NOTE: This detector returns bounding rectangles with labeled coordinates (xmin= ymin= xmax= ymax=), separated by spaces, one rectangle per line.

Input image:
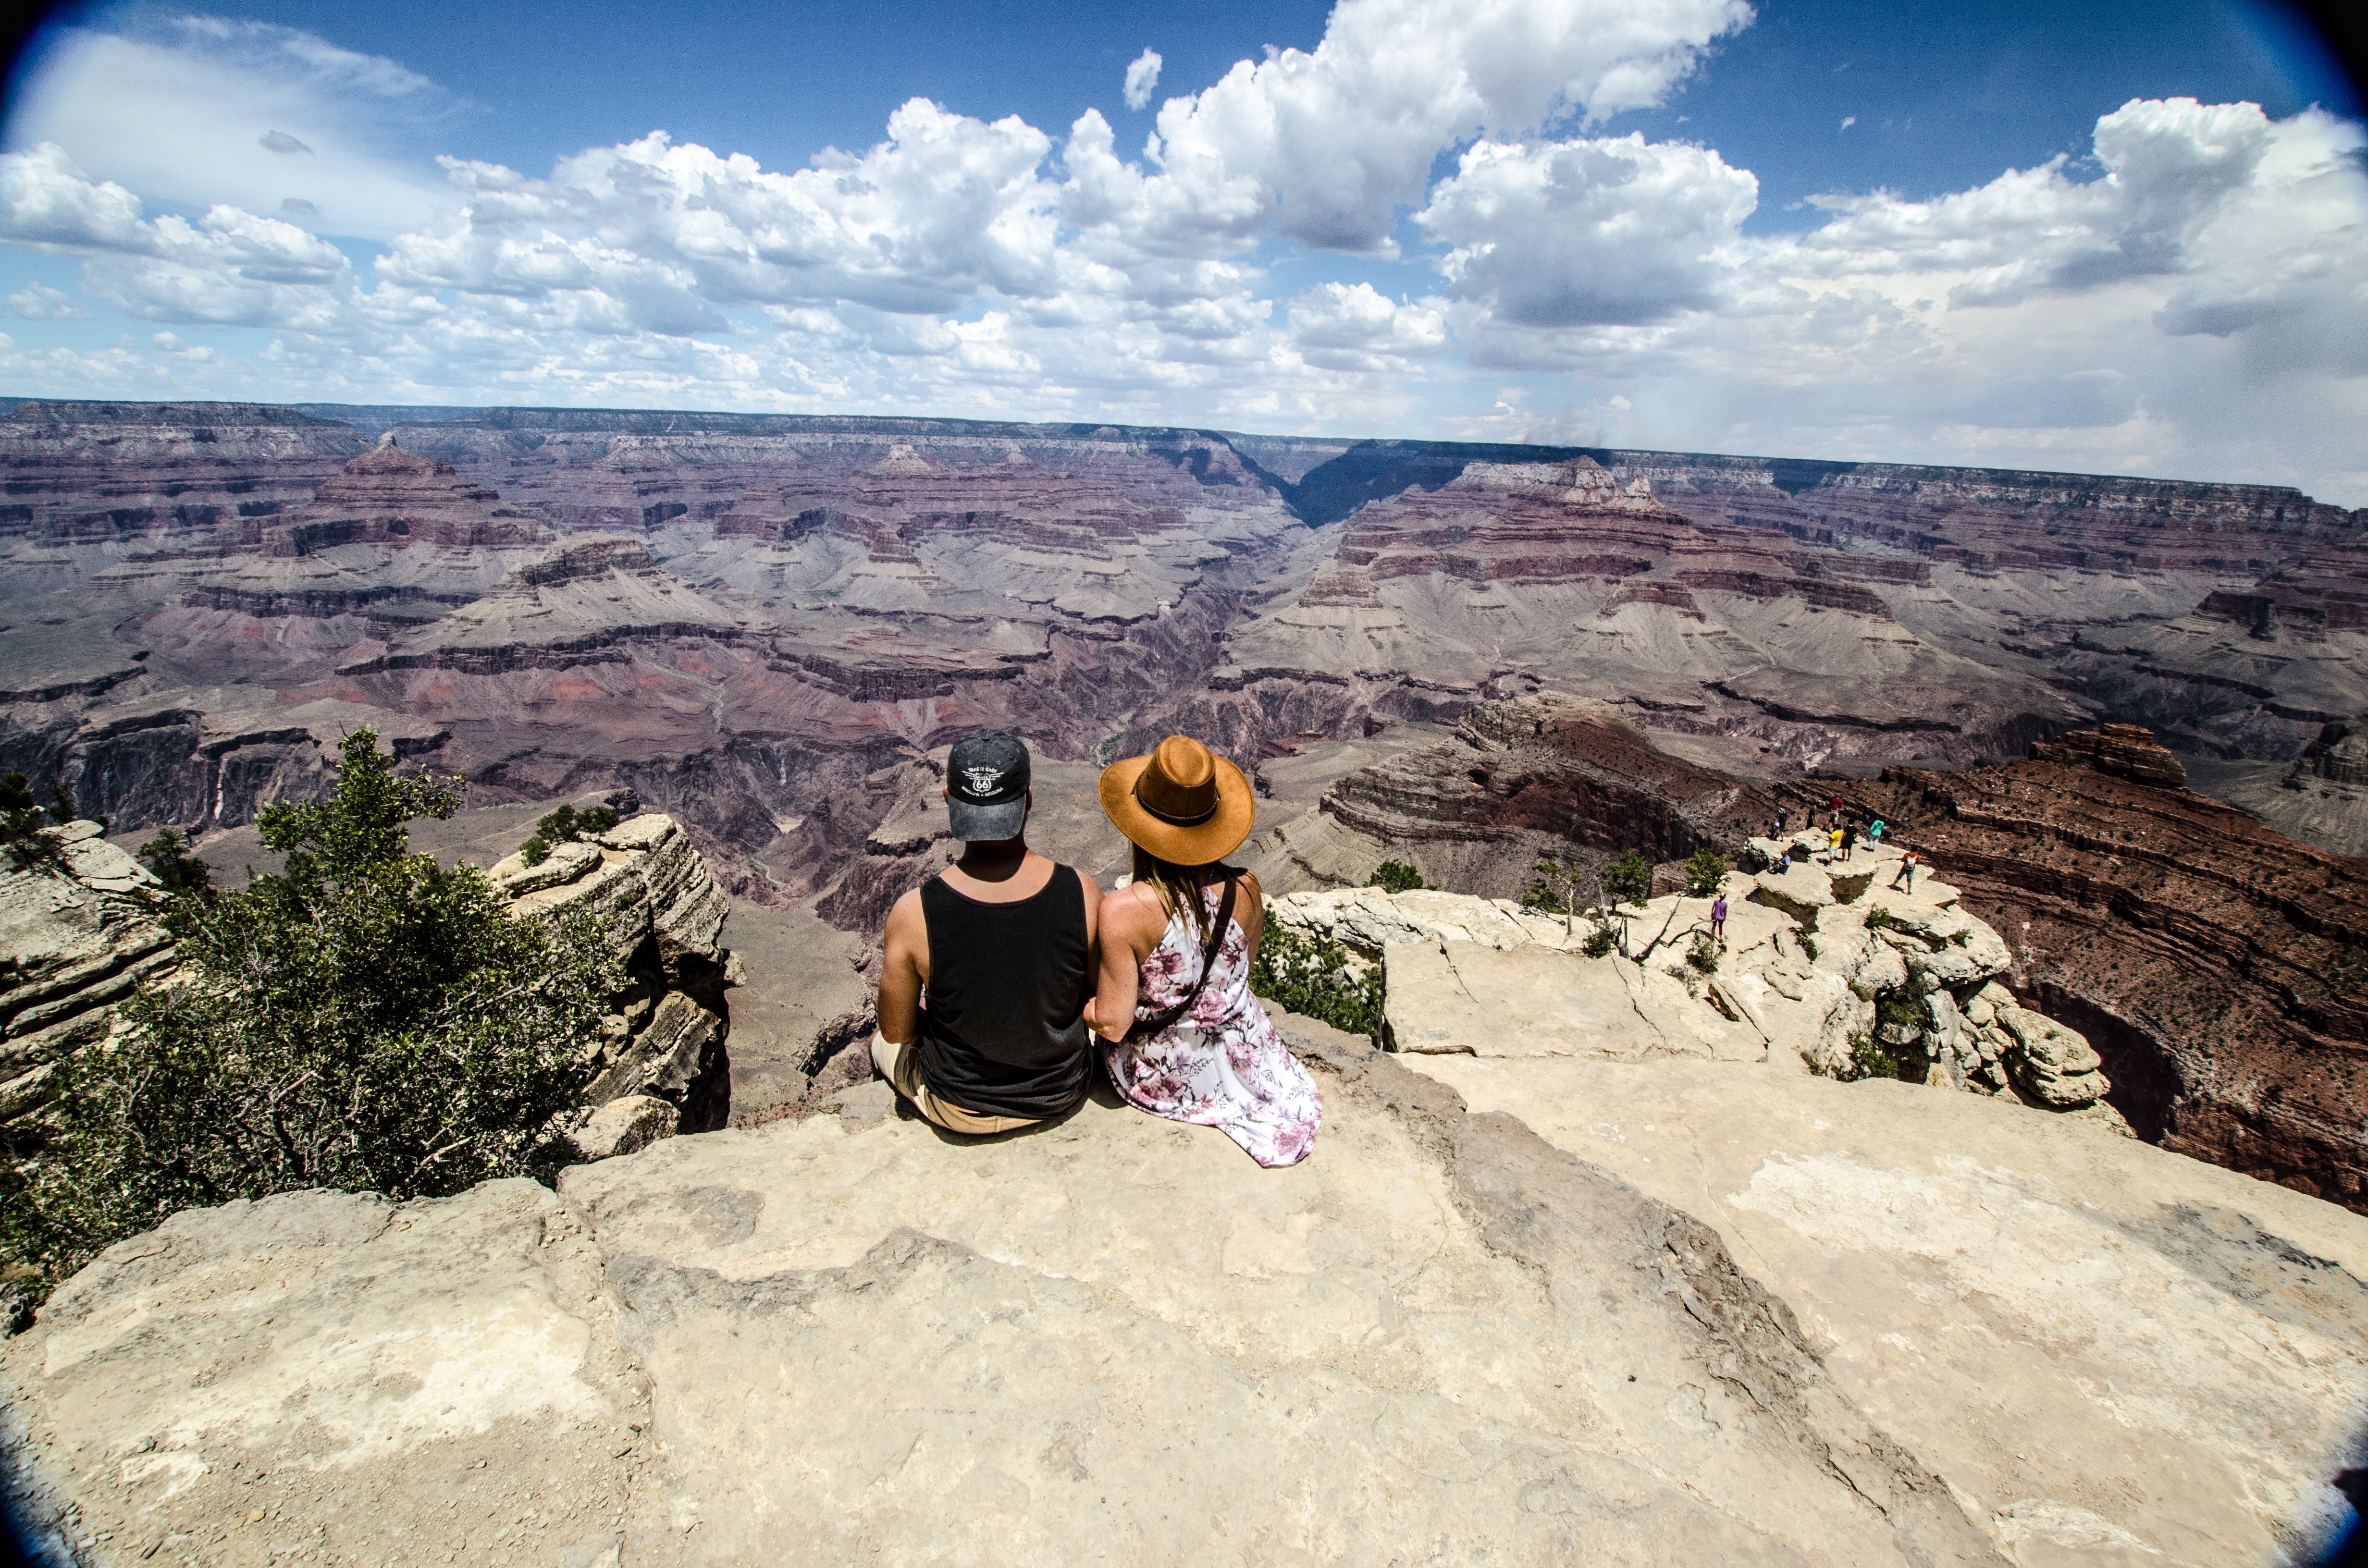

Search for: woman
xmin=1085 ymin=735 xmax=1321 ymax=1167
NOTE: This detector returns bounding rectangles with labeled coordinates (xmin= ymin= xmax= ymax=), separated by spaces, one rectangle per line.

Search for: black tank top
xmin=915 ymin=864 xmax=1092 ymax=1120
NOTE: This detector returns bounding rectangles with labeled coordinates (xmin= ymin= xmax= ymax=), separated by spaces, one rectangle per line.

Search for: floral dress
xmin=1104 ymin=883 xmax=1323 ymax=1167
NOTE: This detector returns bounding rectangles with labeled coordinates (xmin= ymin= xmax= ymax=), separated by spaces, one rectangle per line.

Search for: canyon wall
xmin=1840 ymin=729 xmax=2368 ymax=1211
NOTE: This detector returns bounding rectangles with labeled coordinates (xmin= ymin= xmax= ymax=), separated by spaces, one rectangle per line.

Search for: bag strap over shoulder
xmin=1128 ymin=873 xmax=1238 ymax=1041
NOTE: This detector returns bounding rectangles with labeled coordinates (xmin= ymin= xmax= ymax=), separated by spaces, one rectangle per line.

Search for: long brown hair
xmin=1132 ymin=845 xmax=1229 ymax=945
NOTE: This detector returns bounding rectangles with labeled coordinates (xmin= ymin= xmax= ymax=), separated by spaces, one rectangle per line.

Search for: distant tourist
xmin=1891 ymin=848 xmax=1919 ymax=890
xmin=1774 ymin=804 xmax=1788 ymax=834
xmin=1087 ymin=735 xmax=1321 ymax=1167
xmin=1710 ymin=891 xmax=1729 ymax=947
xmin=871 ymin=730 xmax=1101 ymax=1134
xmin=1868 ymin=817 xmax=1886 ymax=848
xmin=1776 ymin=848 xmax=1792 ymax=872
xmin=1841 ymin=822 xmax=1859 ymax=861
xmin=1828 ymin=825 xmax=1844 ymax=858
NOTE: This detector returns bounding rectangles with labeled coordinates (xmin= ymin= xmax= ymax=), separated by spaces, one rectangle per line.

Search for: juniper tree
xmin=1600 ymin=849 xmax=1655 ymax=954
xmin=1 ymin=729 xmax=622 ymax=1291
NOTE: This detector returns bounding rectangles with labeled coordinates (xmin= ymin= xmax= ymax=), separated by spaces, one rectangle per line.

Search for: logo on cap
xmin=961 ymin=765 xmax=1002 ymax=797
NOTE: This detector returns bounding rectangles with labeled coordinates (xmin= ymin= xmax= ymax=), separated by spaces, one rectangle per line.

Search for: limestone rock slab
xmin=6 ymin=1051 xmax=2007 ymax=1566
xmin=1406 ymin=1054 xmax=2368 ymax=1566
xmin=0 ymin=1181 xmax=650 ymax=1568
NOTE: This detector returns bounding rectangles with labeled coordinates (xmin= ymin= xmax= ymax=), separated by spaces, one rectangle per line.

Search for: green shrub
xmin=520 ymin=802 xmax=621 ymax=862
xmin=1581 ymin=925 xmax=1616 ymax=958
xmin=1864 ymin=905 xmax=1894 ymax=930
xmin=1368 ymin=859 xmax=1431 ymax=894
xmin=1601 ymin=849 xmax=1654 ymax=910
xmin=1800 ymin=934 xmax=1820 ymax=962
xmin=1522 ymin=857 xmax=1585 ymax=916
xmin=1842 ymin=1029 xmax=1902 ymax=1081
xmin=135 ymin=828 xmax=217 ymax=905
xmin=0 ymin=730 xmax=623 ymax=1293
xmin=1875 ymin=992 xmax=1925 ymax=1031
xmin=1687 ymin=931 xmax=1718 ymax=974
xmin=1250 ymin=925 xmax=1383 ymax=1039
xmin=1684 ymin=847 xmax=1730 ymax=898
xmin=0 ymin=773 xmax=62 ymax=872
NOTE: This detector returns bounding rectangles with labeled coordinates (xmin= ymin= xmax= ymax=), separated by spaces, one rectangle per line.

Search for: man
xmin=1891 ymin=848 xmax=1919 ymax=890
xmin=872 ymin=730 xmax=1102 ymax=1135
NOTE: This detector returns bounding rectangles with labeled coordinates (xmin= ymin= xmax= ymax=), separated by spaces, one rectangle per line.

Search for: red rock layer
xmin=1335 ymin=461 xmax=1896 ymax=618
xmin=267 ymin=441 xmax=553 ymax=556
xmin=1318 ymin=693 xmax=1776 ymax=897
xmin=0 ymin=402 xmax=364 ymax=543
xmin=1834 ymin=730 xmax=2368 ymax=1211
xmin=1635 ymin=455 xmax=2362 ymax=579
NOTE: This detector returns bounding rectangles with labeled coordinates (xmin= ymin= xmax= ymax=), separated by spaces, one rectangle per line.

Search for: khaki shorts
xmin=870 ymin=1033 xmax=1043 ymax=1137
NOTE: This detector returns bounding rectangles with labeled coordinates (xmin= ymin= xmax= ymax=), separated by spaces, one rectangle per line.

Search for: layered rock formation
xmin=1841 ymin=726 xmax=2368 ymax=1211
xmin=490 ymin=811 xmax=737 ymax=1136
xmin=1248 ymin=692 xmax=1771 ymax=898
xmin=1269 ymin=853 xmax=2111 ymax=1114
xmin=0 ymin=824 xmax=171 ymax=1127
xmin=1206 ymin=456 xmax=2090 ymax=775
xmin=8 ymin=1021 xmax=2361 ymax=1566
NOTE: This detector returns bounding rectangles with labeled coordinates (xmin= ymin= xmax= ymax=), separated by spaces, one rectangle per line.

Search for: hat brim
xmin=947 ymin=795 xmax=1027 ymax=843
xmin=1097 ymin=753 xmax=1256 ymax=865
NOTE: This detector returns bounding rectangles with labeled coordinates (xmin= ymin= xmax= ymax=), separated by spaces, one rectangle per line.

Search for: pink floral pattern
xmin=1104 ymin=884 xmax=1322 ymax=1167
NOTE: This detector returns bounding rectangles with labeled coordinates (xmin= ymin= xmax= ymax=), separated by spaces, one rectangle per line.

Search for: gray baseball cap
xmin=945 ymin=729 xmax=1030 ymax=842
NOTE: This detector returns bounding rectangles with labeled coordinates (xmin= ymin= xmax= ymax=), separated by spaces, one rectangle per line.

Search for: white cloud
xmin=1124 ymin=49 xmax=1163 ymax=112
xmin=6 ymin=281 xmax=87 ymax=319
xmin=2 ymin=16 xmax=455 ymax=238
xmin=1286 ymin=282 xmax=1448 ymax=371
xmin=0 ymin=2 xmax=2364 ymax=506
xmin=0 ymin=142 xmax=357 ymax=327
xmin=1417 ymin=134 xmax=1757 ymax=330
xmin=1090 ymin=0 xmax=1752 ymax=256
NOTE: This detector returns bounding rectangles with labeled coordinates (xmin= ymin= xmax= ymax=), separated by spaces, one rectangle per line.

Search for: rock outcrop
xmin=1248 ymin=692 xmax=1772 ymax=897
xmin=0 ymin=824 xmax=172 ymax=1127
xmin=9 ymin=1023 xmax=2362 ymax=1566
xmin=1269 ymin=842 xmax=2112 ymax=1115
xmin=1406 ymin=1053 xmax=2368 ymax=1567
xmin=491 ymin=812 xmax=737 ymax=1136
xmin=1844 ymin=727 xmax=2368 ymax=1211
xmin=2028 ymin=722 xmax=2189 ymax=786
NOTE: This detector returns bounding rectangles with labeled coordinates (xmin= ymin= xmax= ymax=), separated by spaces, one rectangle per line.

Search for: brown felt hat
xmin=1098 ymin=735 xmax=1256 ymax=866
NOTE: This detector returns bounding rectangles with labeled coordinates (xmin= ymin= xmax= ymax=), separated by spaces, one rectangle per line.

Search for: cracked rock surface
xmin=1405 ymin=1053 xmax=2368 ymax=1566
xmin=5 ymin=1040 xmax=2004 ymax=1567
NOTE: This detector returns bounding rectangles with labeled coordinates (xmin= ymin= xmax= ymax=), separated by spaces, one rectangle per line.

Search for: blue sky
xmin=2 ymin=0 xmax=2364 ymax=499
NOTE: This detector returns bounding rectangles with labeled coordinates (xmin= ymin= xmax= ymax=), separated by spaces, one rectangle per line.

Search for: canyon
xmin=5 ymin=396 xmax=2368 ymax=1562
xmin=2 ymin=398 xmax=2364 ymax=1180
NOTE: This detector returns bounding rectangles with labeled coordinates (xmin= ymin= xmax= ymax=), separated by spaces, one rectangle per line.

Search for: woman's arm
xmin=1086 ymin=885 xmax=1154 ymax=1043
xmin=1235 ymin=867 xmax=1265 ymax=959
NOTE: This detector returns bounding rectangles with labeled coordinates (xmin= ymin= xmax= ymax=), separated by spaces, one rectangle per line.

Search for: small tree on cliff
xmin=1600 ymin=849 xmax=1655 ymax=954
xmin=0 ymin=730 xmax=623 ymax=1290
xmin=1684 ymin=847 xmax=1730 ymax=899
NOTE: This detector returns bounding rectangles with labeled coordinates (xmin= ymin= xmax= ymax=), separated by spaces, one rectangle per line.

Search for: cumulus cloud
xmin=6 ymin=281 xmax=87 ymax=319
xmin=379 ymin=102 xmax=1061 ymax=329
xmin=0 ymin=0 xmax=2364 ymax=503
xmin=1124 ymin=49 xmax=1163 ymax=112
xmin=0 ymin=142 xmax=356 ymax=327
xmin=1418 ymin=134 xmax=1757 ymax=329
xmin=1286 ymin=282 xmax=1448 ymax=371
xmin=1094 ymin=0 xmax=1751 ymax=255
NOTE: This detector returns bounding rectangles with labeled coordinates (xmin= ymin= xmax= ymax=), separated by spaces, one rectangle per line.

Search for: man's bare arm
xmin=876 ymin=888 xmax=927 ymax=1045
